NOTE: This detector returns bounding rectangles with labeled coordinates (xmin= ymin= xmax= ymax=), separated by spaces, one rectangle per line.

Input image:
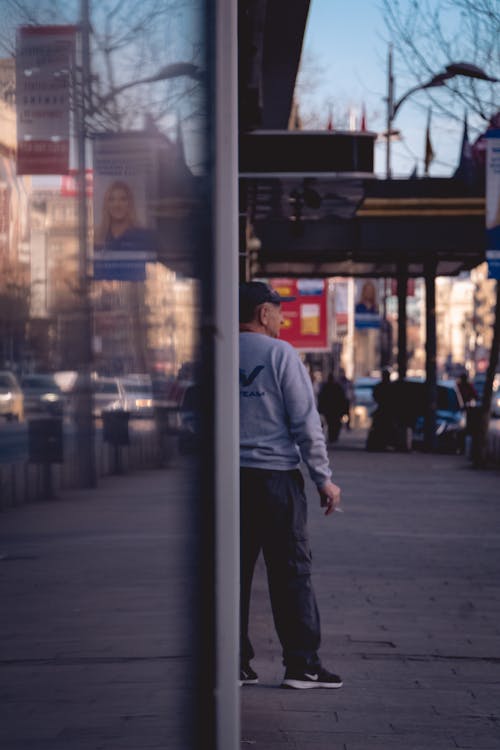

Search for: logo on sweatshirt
xmin=239 ymin=366 xmax=264 ymax=387
xmin=240 ymin=365 xmax=265 ymax=397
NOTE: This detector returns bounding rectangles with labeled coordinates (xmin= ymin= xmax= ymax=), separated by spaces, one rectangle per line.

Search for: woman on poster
xmin=94 ymin=180 xmax=158 ymax=255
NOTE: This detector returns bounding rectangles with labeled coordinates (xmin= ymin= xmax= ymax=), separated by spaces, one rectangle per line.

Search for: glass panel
xmin=0 ymin=1 xmax=211 ymax=747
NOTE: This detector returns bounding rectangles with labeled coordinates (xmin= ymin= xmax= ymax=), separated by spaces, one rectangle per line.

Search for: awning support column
xmin=397 ymin=265 xmax=408 ymax=380
xmin=424 ymin=260 xmax=438 ymax=452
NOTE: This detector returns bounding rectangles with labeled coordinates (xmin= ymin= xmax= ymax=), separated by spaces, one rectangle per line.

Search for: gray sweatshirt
xmin=239 ymin=331 xmax=332 ymax=487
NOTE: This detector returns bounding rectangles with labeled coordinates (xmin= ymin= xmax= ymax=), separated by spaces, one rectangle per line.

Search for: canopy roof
xmin=245 ymin=176 xmax=485 ymax=278
xmin=238 ymin=0 xmax=486 ymax=279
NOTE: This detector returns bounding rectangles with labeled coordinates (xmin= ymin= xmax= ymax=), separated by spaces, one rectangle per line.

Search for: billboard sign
xmin=486 ymin=129 xmax=500 ymax=280
xmin=93 ymin=133 xmax=159 ymax=281
xmin=354 ymin=279 xmax=381 ymax=329
xmin=16 ymin=25 xmax=75 ymax=175
xmin=267 ymin=278 xmax=329 ymax=350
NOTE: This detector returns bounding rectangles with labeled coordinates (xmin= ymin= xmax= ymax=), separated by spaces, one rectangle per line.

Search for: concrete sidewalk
xmin=0 ymin=461 xmax=200 ymax=750
xmin=242 ymin=431 xmax=500 ymax=749
xmin=1 ymin=434 xmax=500 ymax=749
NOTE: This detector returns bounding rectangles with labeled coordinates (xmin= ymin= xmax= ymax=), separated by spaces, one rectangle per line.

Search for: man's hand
xmin=318 ymin=480 xmax=342 ymax=516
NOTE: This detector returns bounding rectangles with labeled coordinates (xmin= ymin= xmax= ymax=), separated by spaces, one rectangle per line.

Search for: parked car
xmin=119 ymin=375 xmax=154 ymax=418
xmin=92 ymin=376 xmax=125 ymax=417
xmin=473 ymin=373 xmax=500 ymax=417
xmin=411 ymin=380 xmax=466 ymax=452
xmin=352 ymin=376 xmax=379 ymax=427
xmin=21 ymin=373 xmax=64 ymax=416
xmin=154 ymin=379 xmax=200 ymax=454
xmin=0 ymin=370 xmax=24 ymax=422
xmin=365 ymin=378 xmax=466 ymax=453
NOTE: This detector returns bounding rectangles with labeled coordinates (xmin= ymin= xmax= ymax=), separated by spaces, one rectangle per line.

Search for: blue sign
xmin=486 ymin=130 xmax=500 ymax=279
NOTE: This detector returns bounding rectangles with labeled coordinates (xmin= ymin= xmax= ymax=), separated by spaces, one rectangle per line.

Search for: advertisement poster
xmin=16 ymin=26 xmax=75 ymax=175
xmin=334 ymin=279 xmax=348 ymax=332
xmin=93 ymin=133 xmax=159 ymax=281
xmin=354 ymin=278 xmax=381 ymax=329
xmin=486 ymin=129 xmax=500 ymax=280
xmin=268 ymin=278 xmax=329 ymax=350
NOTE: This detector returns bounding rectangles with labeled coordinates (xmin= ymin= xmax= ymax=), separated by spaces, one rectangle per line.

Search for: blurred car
xmin=92 ymin=377 xmax=125 ymax=417
xmin=473 ymin=373 xmax=500 ymax=417
xmin=493 ymin=386 xmax=500 ymax=418
xmin=0 ymin=370 xmax=24 ymax=422
xmin=410 ymin=380 xmax=466 ymax=452
xmin=21 ymin=373 xmax=64 ymax=416
xmin=153 ymin=379 xmax=200 ymax=454
xmin=352 ymin=376 xmax=379 ymax=427
xmin=119 ymin=375 xmax=154 ymax=418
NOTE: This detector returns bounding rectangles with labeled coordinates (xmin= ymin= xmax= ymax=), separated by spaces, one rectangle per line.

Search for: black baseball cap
xmin=239 ymin=281 xmax=296 ymax=322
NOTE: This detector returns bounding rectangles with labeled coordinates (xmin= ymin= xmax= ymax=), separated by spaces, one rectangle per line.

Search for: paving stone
xmin=2 ymin=437 xmax=500 ymax=748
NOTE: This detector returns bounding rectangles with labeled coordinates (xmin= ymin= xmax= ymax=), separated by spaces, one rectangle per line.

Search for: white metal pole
xmin=75 ymin=0 xmax=95 ymax=487
xmin=215 ymin=0 xmax=240 ymax=746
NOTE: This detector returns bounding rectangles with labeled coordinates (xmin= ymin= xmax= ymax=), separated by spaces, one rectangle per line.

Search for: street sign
xmin=486 ymin=129 xmax=500 ymax=279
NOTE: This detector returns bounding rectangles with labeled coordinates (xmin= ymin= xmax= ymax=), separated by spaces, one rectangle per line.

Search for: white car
xmin=92 ymin=377 xmax=125 ymax=417
xmin=119 ymin=375 xmax=154 ymax=418
xmin=0 ymin=370 xmax=24 ymax=422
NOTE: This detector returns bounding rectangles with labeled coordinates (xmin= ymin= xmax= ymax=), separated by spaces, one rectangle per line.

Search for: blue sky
xmin=300 ymin=0 xmax=474 ymax=178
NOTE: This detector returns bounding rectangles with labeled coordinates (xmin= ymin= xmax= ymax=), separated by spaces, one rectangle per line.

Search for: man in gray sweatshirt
xmin=239 ymin=281 xmax=343 ymax=689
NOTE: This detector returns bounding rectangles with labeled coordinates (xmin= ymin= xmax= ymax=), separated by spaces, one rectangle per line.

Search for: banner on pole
xmin=16 ymin=25 xmax=75 ymax=175
xmin=486 ymin=129 xmax=500 ymax=280
xmin=93 ymin=132 xmax=159 ymax=281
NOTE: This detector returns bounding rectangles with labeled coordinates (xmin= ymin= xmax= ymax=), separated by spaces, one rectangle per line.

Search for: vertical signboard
xmin=268 ymin=278 xmax=329 ymax=350
xmin=16 ymin=26 xmax=75 ymax=175
xmin=354 ymin=278 xmax=381 ymax=328
xmin=93 ymin=133 xmax=159 ymax=281
xmin=486 ymin=129 xmax=500 ymax=280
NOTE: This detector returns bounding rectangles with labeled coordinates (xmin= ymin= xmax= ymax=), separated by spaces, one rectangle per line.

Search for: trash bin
xmin=102 ymin=410 xmax=130 ymax=445
xmin=28 ymin=417 xmax=63 ymax=463
xmin=466 ymin=406 xmax=483 ymax=460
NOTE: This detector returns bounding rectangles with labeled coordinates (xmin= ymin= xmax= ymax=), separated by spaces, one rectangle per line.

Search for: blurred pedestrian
xmin=338 ymin=367 xmax=354 ymax=430
xmin=367 ymin=369 xmax=397 ymax=450
xmin=239 ymin=281 xmax=343 ymax=690
xmin=456 ymin=372 xmax=477 ymax=407
xmin=318 ymin=373 xmax=348 ymax=443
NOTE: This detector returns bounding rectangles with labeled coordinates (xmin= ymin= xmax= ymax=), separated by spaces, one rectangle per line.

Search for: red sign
xmin=390 ymin=278 xmax=415 ymax=296
xmin=61 ymin=170 xmax=93 ymax=196
xmin=17 ymin=140 xmax=70 ymax=176
xmin=268 ymin=278 xmax=329 ymax=351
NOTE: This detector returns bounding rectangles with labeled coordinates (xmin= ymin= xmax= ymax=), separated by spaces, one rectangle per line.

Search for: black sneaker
xmin=240 ymin=664 xmax=259 ymax=686
xmin=281 ymin=665 xmax=343 ymax=689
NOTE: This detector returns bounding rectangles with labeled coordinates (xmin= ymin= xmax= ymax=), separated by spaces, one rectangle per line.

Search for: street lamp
xmin=385 ymin=46 xmax=499 ymax=178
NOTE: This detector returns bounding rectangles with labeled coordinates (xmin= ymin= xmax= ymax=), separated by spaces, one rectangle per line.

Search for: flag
xmin=453 ymin=111 xmax=479 ymax=188
xmin=360 ymin=103 xmax=367 ymax=132
xmin=424 ymin=109 xmax=434 ymax=175
xmin=408 ymin=163 xmax=418 ymax=179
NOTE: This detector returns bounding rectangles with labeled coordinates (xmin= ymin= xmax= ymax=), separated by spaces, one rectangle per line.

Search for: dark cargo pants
xmin=240 ymin=467 xmax=321 ymax=671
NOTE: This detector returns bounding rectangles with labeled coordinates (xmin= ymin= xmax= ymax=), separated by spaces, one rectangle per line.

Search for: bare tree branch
xmin=381 ymin=0 xmax=499 ymax=123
